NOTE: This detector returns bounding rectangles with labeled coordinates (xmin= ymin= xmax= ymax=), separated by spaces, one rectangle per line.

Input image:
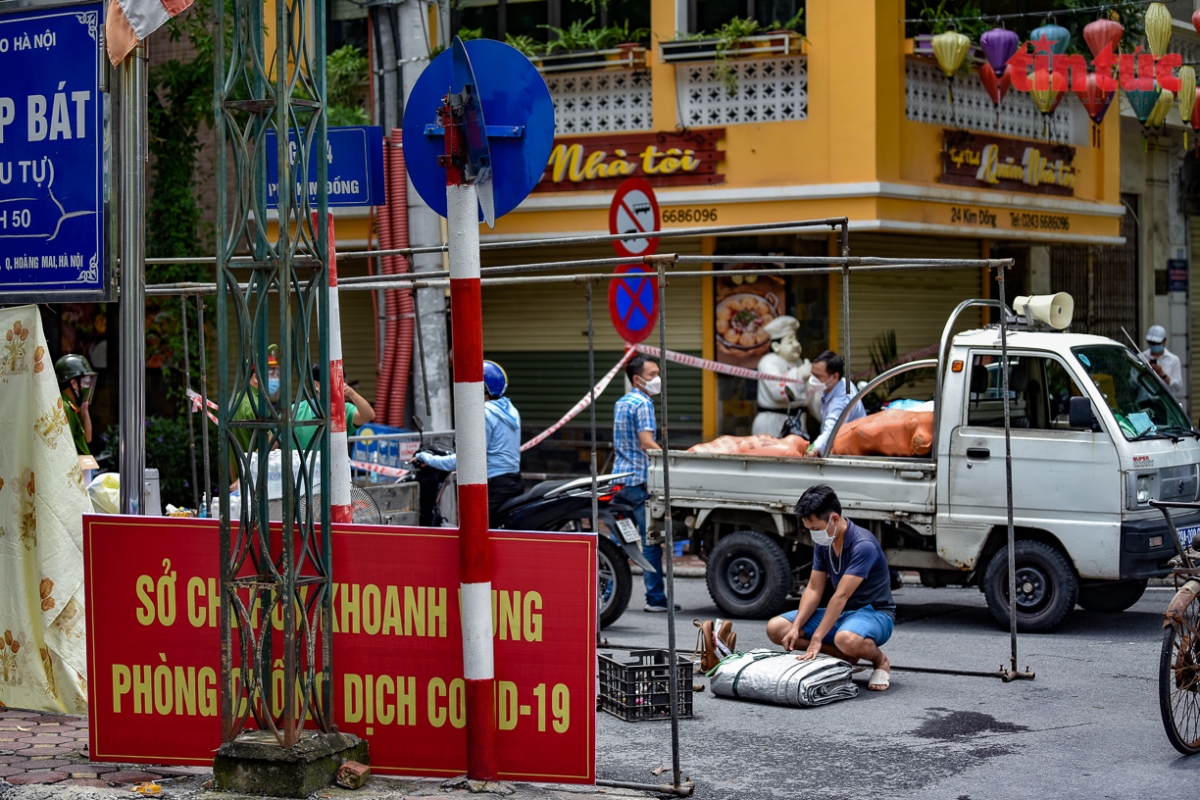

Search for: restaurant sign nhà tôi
xmin=941 ymin=130 xmax=1076 ymax=197
xmin=535 ymin=129 xmax=724 ymax=192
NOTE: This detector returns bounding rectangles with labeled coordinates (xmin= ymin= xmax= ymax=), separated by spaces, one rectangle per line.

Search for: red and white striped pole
xmin=442 ymin=100 xmax=496 ymax=779
xmin=316 ymin=211 xmax=354 ymax=525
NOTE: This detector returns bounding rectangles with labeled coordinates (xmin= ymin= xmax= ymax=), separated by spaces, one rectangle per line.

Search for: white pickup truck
xmin=648 ymin=297 xmax=1200 ymax=632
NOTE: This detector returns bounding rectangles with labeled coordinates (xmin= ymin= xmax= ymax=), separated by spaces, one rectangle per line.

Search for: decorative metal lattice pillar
xmin=214 ymin=0 xmax=333 ymax=748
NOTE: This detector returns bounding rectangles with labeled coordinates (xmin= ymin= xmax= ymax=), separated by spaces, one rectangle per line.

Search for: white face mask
xmin=808 ymin=374 xmax=828 ymax=400
xmin=641 ymin=376 xmax=662 ymax=396
xmin=810 ymin=516 xmax=837 ymax=547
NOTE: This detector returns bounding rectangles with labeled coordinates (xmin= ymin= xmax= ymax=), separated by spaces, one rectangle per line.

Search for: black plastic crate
xmin=598 ymin=649 xmax=694 ymax=722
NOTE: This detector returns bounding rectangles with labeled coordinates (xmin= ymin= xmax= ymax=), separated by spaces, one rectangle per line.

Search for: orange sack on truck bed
xmin=688 ymin=434 xmax=810 ymax=458
xmin=831 ymin=410 xmax=933 ymax=457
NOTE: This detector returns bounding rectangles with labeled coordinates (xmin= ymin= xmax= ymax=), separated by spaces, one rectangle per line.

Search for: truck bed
xmin=648 ymin=450 xmax=936 ymax=528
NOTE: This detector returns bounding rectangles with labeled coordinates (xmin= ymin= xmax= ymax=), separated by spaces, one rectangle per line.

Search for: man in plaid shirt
xmin=612 ymin=355 xmax=678 ymax=612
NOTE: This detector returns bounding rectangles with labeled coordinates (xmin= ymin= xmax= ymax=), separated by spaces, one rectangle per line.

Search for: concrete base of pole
xmin=442 ymin=776 xmax=516 ymax=795
xmin=212 ymin=731 xmax=368 ymax=797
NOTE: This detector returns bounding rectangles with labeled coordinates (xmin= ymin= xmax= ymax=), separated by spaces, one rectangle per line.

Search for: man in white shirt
xmin=1143 ymin=325 xmax=1184 ymax=403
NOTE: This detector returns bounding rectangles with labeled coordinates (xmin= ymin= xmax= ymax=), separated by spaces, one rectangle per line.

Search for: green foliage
xmin=505 ymin=33 xmax=546 ymax=57
xmin=542 ymin=17 xmax=649 ymax=53
xmin=866 ymin=329 xmax=908 ymax=405
xmin=146 ymin=6 xmax=218 ymax=405
xmin=917 ymin=0 xmax=988 ymax=38
xmin=327 ymin=45 xmax=370 ymax=126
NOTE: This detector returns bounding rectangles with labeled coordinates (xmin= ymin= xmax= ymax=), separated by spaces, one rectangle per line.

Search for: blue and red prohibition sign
xmin=608 ymin=264 xmax=659 ymax=344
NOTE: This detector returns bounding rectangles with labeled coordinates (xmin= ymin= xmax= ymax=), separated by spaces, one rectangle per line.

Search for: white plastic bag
xmin=87 ymin=472 xmax=121 ymax=514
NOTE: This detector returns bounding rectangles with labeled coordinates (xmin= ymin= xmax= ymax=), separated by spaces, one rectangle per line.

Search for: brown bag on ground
xmin=831 ymin=410 xmax=934 ymax=457
xmin=693 ymin=618 xmax=738 ymax=673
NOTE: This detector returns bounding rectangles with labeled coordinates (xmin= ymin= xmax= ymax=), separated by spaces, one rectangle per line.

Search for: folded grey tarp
xmin=709 ymin=649 xmax=858 ymax=707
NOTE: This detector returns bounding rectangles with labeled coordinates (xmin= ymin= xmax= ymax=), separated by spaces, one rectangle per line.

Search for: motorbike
xmin=409 ymin=448 xmax=650 ymax=628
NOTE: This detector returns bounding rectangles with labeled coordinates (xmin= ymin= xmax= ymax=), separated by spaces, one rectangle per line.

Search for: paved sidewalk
xmin=0 ymin=709 xmax=650 ymax=800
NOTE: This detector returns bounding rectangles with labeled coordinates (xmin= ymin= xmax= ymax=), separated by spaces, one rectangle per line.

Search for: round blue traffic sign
xmin=402 ymin=39 xmax=555 ymax=222
xmin=608 ymin=264 xmax=659 ymax=343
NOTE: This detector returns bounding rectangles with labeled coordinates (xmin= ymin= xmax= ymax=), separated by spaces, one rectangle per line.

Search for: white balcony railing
xmin=906 ymin=57 xmax=1086 ymax=146
xmin=546 ymin=68 xmax=653 ymax=135
xmin=676 ymin=56 xmax=808 ymax=128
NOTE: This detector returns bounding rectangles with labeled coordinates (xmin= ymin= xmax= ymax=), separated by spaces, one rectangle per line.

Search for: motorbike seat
xmin=496 ymin=479 xmax=572 ymax=514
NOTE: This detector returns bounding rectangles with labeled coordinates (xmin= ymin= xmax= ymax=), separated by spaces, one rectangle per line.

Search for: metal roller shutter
xmin=481 ymin=239 xmax=706 ymax=441
xmin=841 ymin=234 xmax=984 ymax=389
xmin=1191 ymin=216 xmax=1200 ymax=419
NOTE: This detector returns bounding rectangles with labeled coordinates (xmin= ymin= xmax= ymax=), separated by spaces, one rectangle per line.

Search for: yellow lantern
xmin=1146 ymin=2 xmax=1172 ymax=56
xmin=1030 ymin=87 xmax=1060 ymax=115
xmin=932 ymin=31 xmax=971 ymax=78
xmin=1181 ymin=67 xmax=1198 ymax=125
xmin=1148 ymin=88 xmax=1175 ymax=128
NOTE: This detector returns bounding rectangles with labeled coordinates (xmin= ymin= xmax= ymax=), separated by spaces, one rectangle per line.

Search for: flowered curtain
xmin=0 ymin=305 xmax=90 ymax=712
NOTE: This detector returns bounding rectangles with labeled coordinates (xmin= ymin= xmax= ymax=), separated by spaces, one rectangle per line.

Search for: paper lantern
xmin=1192 ymin=89 xmax=1200 ymax=131
xmin=1147 ymin=88 xmax=1174 ymax=128
xmin=1030 ymin=89 xmax=1062 ymax=115
xmin=1082 ymin=18 xmax=1123 ymax=59
xmin=1180 ymin=67 xmax=1197 ymax=124
xmin=980 ymin=27 xmax=1020 ymax=73
xmin=1076 ymin=73 xmax=1115 ymax=125
xmin=1193 ymin=9 xmax=1200 ymax=37
xmin=979 ymin=63 xmax=1012 ymax=107
xmin=931 ymin=31 xmax=971 ymax=78
xmin=1126 ymin=86 xmax=1162 ymax=124
xmin=1030 ymin=23 xmax=1071 ymax=55
xmin=1146 ymin=3 xmax=1172 ymax=57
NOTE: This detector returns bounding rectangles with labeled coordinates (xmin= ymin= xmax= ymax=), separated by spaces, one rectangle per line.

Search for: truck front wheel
xmin=983 ymin=540 xmax=1078 ymax=633
xmin=706 ymin=531 xmax=791 ymax=619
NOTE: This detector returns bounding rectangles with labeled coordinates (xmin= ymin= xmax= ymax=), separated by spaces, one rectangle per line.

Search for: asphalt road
xmin=595 ymin=577 xmax=1200 ymax=800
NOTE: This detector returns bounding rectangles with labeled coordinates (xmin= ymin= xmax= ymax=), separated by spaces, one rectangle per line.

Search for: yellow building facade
xmin=339 ymin=0 xmax=1125 ymax=449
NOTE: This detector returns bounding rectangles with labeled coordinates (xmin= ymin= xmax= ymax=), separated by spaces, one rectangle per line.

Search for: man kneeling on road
xmin=767 ymin=484 xmax=894 ymax=691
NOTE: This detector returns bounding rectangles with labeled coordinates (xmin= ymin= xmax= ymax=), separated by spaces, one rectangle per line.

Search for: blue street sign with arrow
xmin=0 ymin=3 xmax=107 ymax=301
xmin=402 ymin=38 xmax=554 ymax=225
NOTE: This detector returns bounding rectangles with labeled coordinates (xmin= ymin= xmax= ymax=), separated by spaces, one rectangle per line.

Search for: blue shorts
xmin=781 ymin=604 xmax=894 ymax=646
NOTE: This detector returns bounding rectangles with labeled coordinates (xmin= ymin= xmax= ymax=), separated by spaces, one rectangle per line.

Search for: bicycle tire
xmin=1159 ymin=586 xmax=1200 ymax=756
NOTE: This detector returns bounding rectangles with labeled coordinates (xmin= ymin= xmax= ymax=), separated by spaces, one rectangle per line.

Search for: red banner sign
xmin=535 ymin=129 xmax=724 ymax=192
xmin=84 ymin=516 xmax=596 ymax=783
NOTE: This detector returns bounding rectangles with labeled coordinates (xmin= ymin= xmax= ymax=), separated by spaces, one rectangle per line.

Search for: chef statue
xmin=751 ymin=316 xmax=816 ymax=437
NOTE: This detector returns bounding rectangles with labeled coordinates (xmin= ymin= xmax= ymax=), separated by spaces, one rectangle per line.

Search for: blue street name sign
xmin=264 ymin=125 xmax=386 ymax=208
xmin=0 ymin=3 xmax=107 ymax=301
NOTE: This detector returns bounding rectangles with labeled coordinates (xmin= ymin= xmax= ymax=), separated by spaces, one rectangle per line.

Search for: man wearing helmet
xmin=1143 ymin=325 xmax=1184 ymax=402
xmin=414 ymin=360 xmax=523 ymax=524
xmin=55 ymin=354 xmax=97 ymax=456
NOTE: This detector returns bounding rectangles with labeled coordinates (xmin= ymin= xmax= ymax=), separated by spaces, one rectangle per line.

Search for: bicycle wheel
xmin=1159 ymin=586 xmax=1200 ymax=755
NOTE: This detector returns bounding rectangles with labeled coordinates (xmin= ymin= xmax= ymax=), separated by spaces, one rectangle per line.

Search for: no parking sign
xmin=608 ymin=264 xmax=658 ymax=344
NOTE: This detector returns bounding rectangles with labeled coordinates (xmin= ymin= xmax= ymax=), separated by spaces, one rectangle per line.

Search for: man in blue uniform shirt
xmin=767 ymin=484 xmax=894 ymax=691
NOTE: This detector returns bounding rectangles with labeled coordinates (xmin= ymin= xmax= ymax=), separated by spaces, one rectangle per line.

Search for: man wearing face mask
xmin=1142 ymin=325 xmax=1184 ymax=402
xmin=803 ymin=350 xmax=865 ymax=458
xmin=612 ymin=355 xmax=678 ymax=613
xmin=766 ymin=484 xmax=893 ymax=691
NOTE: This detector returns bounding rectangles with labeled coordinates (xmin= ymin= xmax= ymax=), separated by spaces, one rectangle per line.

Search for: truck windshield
xmin=1072 ymin=345 xmax=1191 ymax=440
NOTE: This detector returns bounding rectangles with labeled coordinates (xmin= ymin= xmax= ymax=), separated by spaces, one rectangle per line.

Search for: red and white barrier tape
xmin=349 ymin=460 xmax=409 ymax=479
xmin=519 ymin=349 xmax=637 ymax=452
xmin=630 ymin=343 xmax=810 ymax=384
xmin=186 ymin=388 xmax=219 ymax=425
